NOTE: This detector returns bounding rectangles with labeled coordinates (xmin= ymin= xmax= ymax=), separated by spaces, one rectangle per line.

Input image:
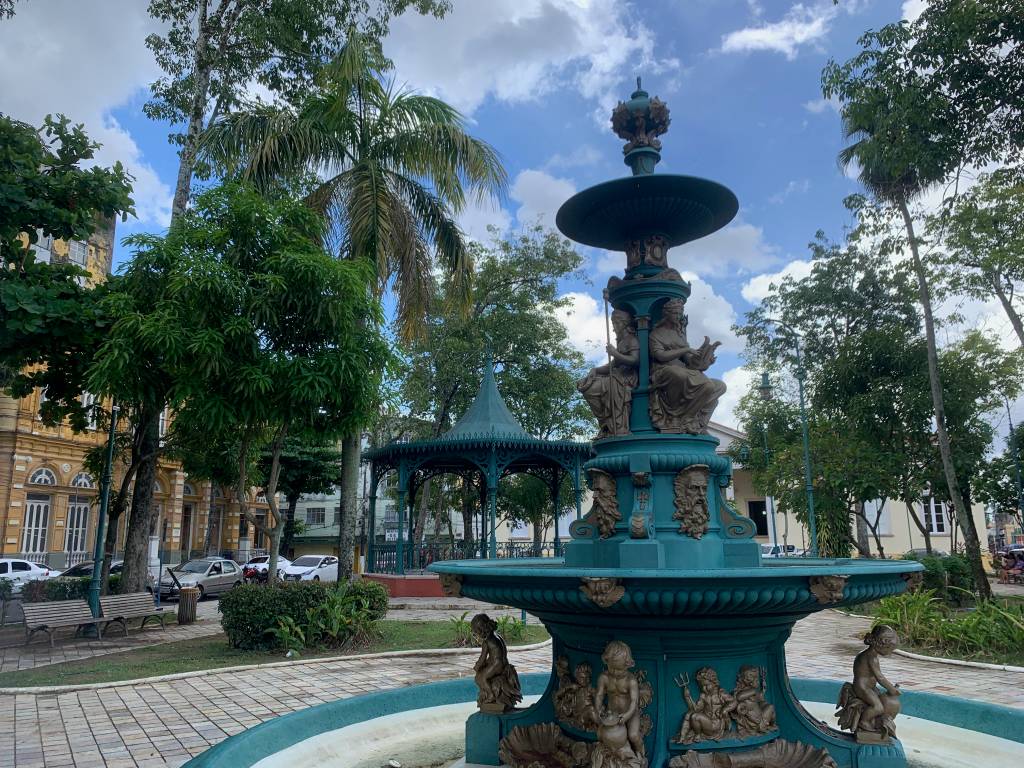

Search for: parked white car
xmin=0 ymin=558 xmax=60 ymax=593
xmin=241 ymin=555 xmax=290 ymax=582
xmin=760 ymin=544 xmax=806 ymax=558
xmin=280 ymin=555 xmax=338 ymax=582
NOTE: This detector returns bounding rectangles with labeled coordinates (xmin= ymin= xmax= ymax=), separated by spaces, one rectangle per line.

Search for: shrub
xmin=449 ymin=610 xmax=473 ymax=647
xmin=0 ymin=577 xmax=13 ymax=602
xmin=347 ymin=579 xmax=389 ymax=621
xmin=306 ymin=588 xmax=380 ymax=649
xmin=219 ymin=582 xmax=329 ymax=650
xmin=901 ymin=552 xmax=975 ymax=605
xmin=21 ymin=574 xmax=124 ymax=603
xmin=497 ymin=614 xmax=526 ymax=641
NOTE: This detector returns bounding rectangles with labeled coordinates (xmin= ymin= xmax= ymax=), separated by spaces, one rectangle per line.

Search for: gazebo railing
xmin=368 ymin=540 xmax=566 ymax=574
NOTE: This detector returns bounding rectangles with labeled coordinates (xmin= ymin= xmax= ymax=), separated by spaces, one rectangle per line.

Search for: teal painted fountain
xmin=429 ymin=81 xmax=923 ymax=768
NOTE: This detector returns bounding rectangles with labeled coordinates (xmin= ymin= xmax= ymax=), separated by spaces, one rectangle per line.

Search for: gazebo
xmin=362 ymin=364 xmax=593 ymax=575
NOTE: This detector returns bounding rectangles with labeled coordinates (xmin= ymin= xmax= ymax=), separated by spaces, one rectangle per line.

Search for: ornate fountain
xmin=430 ymin=80 xmax=921 ymax=768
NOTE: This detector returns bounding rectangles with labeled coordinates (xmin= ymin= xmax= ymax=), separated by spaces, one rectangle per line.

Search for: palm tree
xmin=200 ymin=37 xmax=506 ymax=580
xmin=837 ymin=93 xmax=993 ymax=599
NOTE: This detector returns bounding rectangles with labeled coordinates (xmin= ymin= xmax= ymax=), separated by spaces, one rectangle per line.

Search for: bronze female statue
xmin=578 ymin=309 xmax=639 ymax=438
xmin=648 ymin=299 xmax=726 ymax=434
xmin=472 ymin=613 xmax=522 ymax=713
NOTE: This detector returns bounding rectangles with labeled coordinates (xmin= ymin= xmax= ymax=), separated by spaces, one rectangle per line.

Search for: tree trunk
xmin=120 ymin=409 xmax=161 ymax=593
xmin=867 ymin=501 xmax=887 ymax=559
xmin=899 ymin=198 xmax=991 ymax=598
xmin=413 ymin=476 xmax=432 ymax=545
xmin=280 ymin=493 xmax=299 ymax=558
xmin=338 ymin=431 xmax=360 ymax=581
xmin=855 ymin=501 xmax=872 ymax=557
xmin=461 ymin=478 xmax=475 ymax=555
xmin=904 ymin=496 xmax=932 ymax=554
xmin=262 ymin=425 xmax=287 ymax=585
xmin=170 ymin=0 xmax=211 ymax=220
xmin=100 ymin=463 xmax=138 ymax=593
xmin=989 ymin=271 xmax=1024 ymax=348
xmin=532 ymin=518 xmax=543 ymax=557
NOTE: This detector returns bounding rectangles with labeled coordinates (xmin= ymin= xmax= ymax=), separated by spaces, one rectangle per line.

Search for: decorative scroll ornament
xmin=584 ymin=469 xmax=621 ymax=539
xmin=668 ymin=739 xmax=838 ymax=768
xmin=438 ymin=573 xmax=462 ymax=598
xmin=809 ymin=575 xmax=848 ymax=604
xmin=674 ymin=465 xmax=711 ymax=539
xmin=732 ymin=665 xmax=777 ymax=738
xmin=836 ymin=625 xmax=901 ymax=743
xmin=593 ymin=641 xmax=651 ymax=768
xmin=674 ymin=667 xmax=735 ymax=744
xmin=649 ymin=299 xmax=726 ymax=435
xmin=718 ymin=486 xmax=757 ymax=539
xmin=554 ymin=656 xmax=599 ymax=731
xmin=580 ymin=577 xmax=626 ymax=608
xmin=498 ymin=723 xmax=592 ymax=768
xmin=578 ymin=309 xmax=639 ymax=439
xmin=630 ymin=471 xmax=651 ymax=539
xmin=471 ymin=613 xmax=522 ymax=713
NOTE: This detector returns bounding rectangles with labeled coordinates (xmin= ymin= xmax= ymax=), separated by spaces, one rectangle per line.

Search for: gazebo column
xmin=551 ymin=468 xmax=562 ymax=556
xmin=366 ymin=491 xmax=377 ymax=572
xmin=396 ymin=461 xmax=409 ymax=575
xmin=573 ymin=456 xmax=584 ymax=520
xmin=478 ymin=476 xmax=488 ymax=558
xmin=488 ymin=448 xmax=498 ymax=559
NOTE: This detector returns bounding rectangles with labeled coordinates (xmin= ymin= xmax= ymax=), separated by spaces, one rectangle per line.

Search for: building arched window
xmin=71 ymin=472 xmax=94 ymax=489
xmin=153 ymin=479 xmax=164 ymax=495
xmin=183 ymin=482 xmax=196 ymax=497
xmin=28 ymin=468 xmax=57 ymax=486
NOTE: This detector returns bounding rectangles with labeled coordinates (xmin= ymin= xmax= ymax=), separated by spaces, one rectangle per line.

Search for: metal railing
xmin=368 ymin=540 xmax=565 ymax=574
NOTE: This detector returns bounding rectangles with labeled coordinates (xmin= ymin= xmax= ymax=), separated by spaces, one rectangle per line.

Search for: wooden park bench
xmin=100 ymin=592 xmax=167 ymax=636
xmin=22 ymin=599 xmax=104 ymax=648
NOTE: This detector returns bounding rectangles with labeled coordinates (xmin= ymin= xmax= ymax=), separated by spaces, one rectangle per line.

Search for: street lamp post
xmin=757 ymin=373 xmax=780 ymax=551
xmin=761 ymin=320 xmax=818 ymax=557
xmin=88 ymin=404 xmax=120 ymax=617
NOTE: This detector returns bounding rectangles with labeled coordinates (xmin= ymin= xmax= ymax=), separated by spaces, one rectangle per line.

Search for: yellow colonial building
xmin=1 ymin=225 xmax=268 ymax=569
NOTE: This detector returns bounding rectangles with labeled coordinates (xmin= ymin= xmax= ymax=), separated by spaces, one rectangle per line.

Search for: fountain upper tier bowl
xmin=554 ymin=173 xmax=739 ymax=250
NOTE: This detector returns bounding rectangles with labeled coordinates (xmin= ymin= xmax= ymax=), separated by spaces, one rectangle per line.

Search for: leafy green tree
xmin=264 ymin=438 xmax=344 ymax=557
xmin=975 ymin=425 xmax=1024 ymax=536
xmin=0 ymin=115 xmax=133 ymax=424
xmin=497 ymin=472 xmax=576 ymax=554
xmin=400 ymin=229 xmax=592 ymax=544
xmin=199 ymin=39 xmax=505 ymax=577
xmin=139 ymin=183 xmax=390 ymax=582
xmin=824 ymin=34 xmax=993 ymax=598
xmin=934 ymin=166 xmax=1024 ymax=347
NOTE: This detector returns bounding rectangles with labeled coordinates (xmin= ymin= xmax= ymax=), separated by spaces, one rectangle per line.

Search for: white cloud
xmin=510 ymin=169 xmax=576 ymax=229
xmin=459 ymin=198 xmax=512 ymax=243
xmin=384 ymin=0 xmax=679 ymax=119
xmin=680 ymin=272 xmax=742 ymax=354
xmin=902 ymin=0 xmax=928 ymax=22
xmin=803 ymin=97 xmax=839 ymax=115
xmin=768 ymin=178 xmax=811 ymax=205
xmin=546 ymin=145 xmax=603 ymax=171
xmin=555 ymin=291 xmax=608 ymax=363
xmin=0 ymin=2 xmax=172 ymax=227
xmin=721 ymin=2 xmax=837 ymax=60
xmin=715 ymin=367 xmax=756 ymax=431
xmin=669 ymin=222 xmax=783 ymax=278
xmin=741 ymin=259 xmax=815 ymax=303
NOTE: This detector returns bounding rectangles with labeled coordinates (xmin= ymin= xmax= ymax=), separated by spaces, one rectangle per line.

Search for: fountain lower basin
xmin=182 ymin=675 xmax=1022 ymax=768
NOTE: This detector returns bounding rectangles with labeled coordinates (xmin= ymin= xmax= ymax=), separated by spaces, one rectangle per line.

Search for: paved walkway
xmin=0 ymin=609 xmax=1020 ymax=767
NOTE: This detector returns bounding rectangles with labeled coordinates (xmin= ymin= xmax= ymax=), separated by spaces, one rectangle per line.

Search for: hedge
xmin=349 ymin=578 xmax=389 ymax=621
xmin=219 ymin=582 xmax=330 ymax=649
xmin=21 ymin=575 xmax=123 ymax=603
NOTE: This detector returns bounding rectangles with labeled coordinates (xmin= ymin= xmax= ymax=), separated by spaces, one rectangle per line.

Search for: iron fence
xmin=368 ymin=540 xmax=565 ymax=574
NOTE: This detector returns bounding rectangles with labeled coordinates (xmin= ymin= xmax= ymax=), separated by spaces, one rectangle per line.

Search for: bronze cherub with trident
xmin=674 ymin=667 xmax=736 ymax=744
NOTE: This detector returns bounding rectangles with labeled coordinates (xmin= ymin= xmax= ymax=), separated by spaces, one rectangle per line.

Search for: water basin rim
xmin=427 ymin=558 xmax=923 ymax=579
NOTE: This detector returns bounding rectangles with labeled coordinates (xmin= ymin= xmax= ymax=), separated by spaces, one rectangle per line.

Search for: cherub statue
xmin=732 ymin=665 xmax=776 ymax=738
xmin=571 ymin=661 xmax=599 ymax=731
xmin=471 ymin=613 xmax=522 ymax=713
xmin=835 ymin=625 xmax=901 ymax=742
xmin=593 ymin=641 xmax=648 ymax=768
xmin=675 ymin=667 xmax=736 ymax=744
xmin=554 ymin=655 xmax=578 ymax=721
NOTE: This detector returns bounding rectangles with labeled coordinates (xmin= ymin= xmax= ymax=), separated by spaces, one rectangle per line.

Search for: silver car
xmin=159 ymin=557 xmax=242 ymax=599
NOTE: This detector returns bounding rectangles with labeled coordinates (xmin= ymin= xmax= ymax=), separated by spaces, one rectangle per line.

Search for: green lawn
xmin=0 ymin=620 xmax=549 ymax=688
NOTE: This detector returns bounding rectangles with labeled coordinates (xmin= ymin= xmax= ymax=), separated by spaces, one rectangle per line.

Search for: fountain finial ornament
xmin=611 ymin=78 xmax=671 ymax=175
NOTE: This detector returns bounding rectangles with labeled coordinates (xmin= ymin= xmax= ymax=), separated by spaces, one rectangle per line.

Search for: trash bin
xmin=178 ymin=587 xmax=199 ymax=624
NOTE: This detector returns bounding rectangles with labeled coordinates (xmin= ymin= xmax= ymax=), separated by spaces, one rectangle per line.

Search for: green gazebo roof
xmin=442 ymin=363 xmax=530 ymax=441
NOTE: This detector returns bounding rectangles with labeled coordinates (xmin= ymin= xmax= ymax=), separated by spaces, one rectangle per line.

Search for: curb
xmin=0 ymin=638 xmax=553 ymax=695
xmin=829 ymin=609 xmax=1024 ymax=673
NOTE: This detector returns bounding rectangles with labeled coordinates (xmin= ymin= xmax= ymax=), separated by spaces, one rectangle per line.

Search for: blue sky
xmin=7 ymin=0 xmax=988 ymax=430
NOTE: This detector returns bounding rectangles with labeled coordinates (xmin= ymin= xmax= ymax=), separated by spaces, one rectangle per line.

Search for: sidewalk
xmin=0 ymin=609 xmax=1020 ymax=767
